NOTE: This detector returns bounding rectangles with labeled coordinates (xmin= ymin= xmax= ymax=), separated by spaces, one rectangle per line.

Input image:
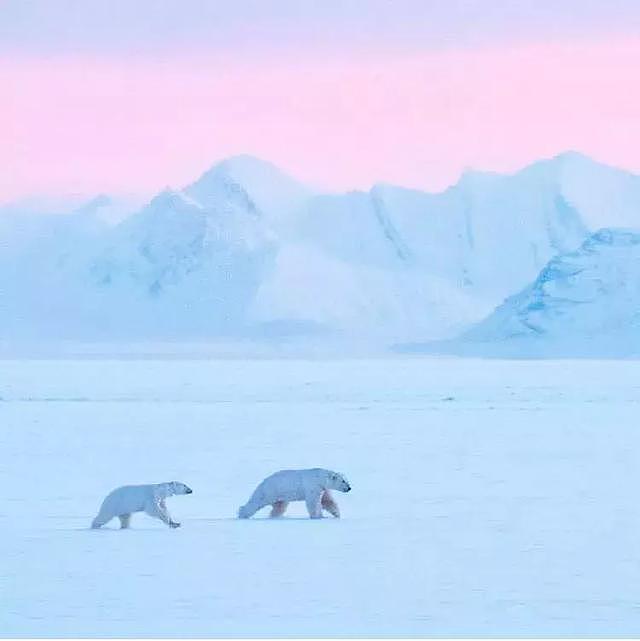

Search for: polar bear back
xmin=98 ymin=484 xmax=157 ymax=515
xmin=253 ymin=468 xmax=329 ymax=504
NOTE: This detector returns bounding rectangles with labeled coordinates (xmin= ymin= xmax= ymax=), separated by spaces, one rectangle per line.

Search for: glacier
xmin=454 ymin=228 xmax=640 ymax=357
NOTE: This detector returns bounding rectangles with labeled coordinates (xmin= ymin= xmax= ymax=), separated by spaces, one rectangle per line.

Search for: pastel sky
xmin=3 ymin=0 xmax=640 ymax=201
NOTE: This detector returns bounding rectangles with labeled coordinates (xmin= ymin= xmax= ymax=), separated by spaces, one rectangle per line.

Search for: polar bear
xmin=91 ymin=481 xmax=193 ymax=529
xmin=238 ymin=468 xmax=351 ymax=519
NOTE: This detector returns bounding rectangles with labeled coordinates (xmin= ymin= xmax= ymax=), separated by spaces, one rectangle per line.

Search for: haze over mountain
xmin=1 ymin=152 xmax=639 ymax=352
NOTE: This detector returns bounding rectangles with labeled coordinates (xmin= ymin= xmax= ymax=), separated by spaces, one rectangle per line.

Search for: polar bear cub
xmin=238 ymin=468 xmax=351 ymax=519
xmin=91 ymin=481 xmax=193 ymax=529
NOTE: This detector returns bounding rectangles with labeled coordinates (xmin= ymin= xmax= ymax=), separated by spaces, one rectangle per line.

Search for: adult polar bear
xmin=91 ymin=481 xmax=193 ymax=529
xmin=238 ymin=468 xmax=351 ymax=519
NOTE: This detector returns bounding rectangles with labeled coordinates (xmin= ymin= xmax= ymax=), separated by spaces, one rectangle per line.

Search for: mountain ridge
xmin=1 ymin=152 xmax=639 ymax=349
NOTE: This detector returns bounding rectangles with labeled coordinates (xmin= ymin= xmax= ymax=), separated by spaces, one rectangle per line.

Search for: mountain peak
xmin=549 ymin=149 xmax=591 ymax=164
xmin=527 ymin=150 xmax=627 ymax=177
xmin=209 ymin=154 xmax=283 ymax=175
xmin=192 ymin=154 xmax=302 ymax=189
xmin=76 ymin=194 xmax=112 ymax=210
xmin=185 ymin=155 xmax=313 ymax=220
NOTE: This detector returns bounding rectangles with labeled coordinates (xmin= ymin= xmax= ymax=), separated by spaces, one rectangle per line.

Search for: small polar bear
xmin=91 ymin=481 xmax=193 ymax=529
xmin=238 ymin=468 xmax=351 ymax=519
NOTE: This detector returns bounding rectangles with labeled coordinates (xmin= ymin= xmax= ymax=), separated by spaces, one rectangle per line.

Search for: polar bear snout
xmin=184 ymin=486 xmax=193 ymax=494
xmin=337 ymin=475 xmax=351 ymax=492
xmin=328 ymin=472 xmax=351 ymax=493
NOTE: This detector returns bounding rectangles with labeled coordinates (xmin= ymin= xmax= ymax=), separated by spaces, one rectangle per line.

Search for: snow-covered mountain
xmin=0 ymin=193 xmax=142 ymax=225
xmin=294 ymin=155 xmax=591 ymax=302
xmin=86 ymin=184 xmax=277 ymax=336
xmin=456 ymin=228 xmax=640 ymax=355
xmin=184 ymin=155 xmax=313 ymax=226
xmin=254 ymin=152 xmax=639 ymax=339
xmin=1 ymin=152 xmax=639 ymax=346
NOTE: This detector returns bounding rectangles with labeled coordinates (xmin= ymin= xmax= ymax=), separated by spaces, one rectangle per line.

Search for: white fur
xmin=91 ymin=481 xmax=192 ymax=529
xmin=238 ymin=468 xmax=351 ymax=519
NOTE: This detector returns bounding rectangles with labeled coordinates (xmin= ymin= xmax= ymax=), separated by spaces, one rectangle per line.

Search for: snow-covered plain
xmin=2 ymin=357 xmax=640 ymax=637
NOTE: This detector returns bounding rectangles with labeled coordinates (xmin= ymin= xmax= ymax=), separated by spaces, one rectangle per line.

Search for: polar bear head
xmin=166 ymin=481 xmax=193 ymax=496
xmin=326 ymin=470 xmax=351 ymax=493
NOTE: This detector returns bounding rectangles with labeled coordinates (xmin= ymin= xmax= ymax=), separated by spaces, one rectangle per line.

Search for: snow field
xmin=2 ymin=357 xmax=640 ymax=636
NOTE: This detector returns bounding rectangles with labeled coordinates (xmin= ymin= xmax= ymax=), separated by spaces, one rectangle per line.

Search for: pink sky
xmin=3 ymin=38 xmax=640 ymax=200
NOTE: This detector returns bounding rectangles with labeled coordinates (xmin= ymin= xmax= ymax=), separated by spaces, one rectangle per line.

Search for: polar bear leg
xmin=145 ymin=499 xmax=180 ymax=528
xmin=270 ymin=501 xmax=288 ymax=518
xmin=321 ymin=490 xmax=340 ymax=518
xmin=118 ymin=514 xmax=131 ymax=529
xmin=305 ymin=489 xmax=324 ymax=519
